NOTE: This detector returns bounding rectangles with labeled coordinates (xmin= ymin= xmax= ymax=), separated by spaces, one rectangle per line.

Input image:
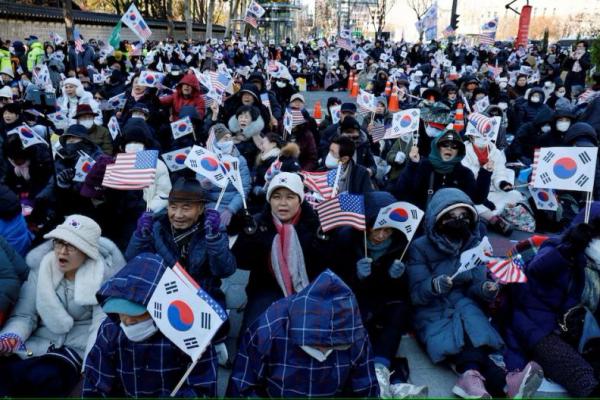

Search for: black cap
xmin=341 ymin=116 xmax=361 ymax=132
xmin=167 ymin=177 xmax=207 ymax=203
xmin=340 ymin=102 xmax=357 ymax=113
xmin=437 ymin=129 xmax=465 ymax=152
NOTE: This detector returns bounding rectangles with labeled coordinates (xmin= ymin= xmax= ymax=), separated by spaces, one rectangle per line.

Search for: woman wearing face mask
xmin=462 ymin=133 xmax=524 ymax=235
xmin=232 ymin=172 xmax=331 ymax=334
xmin=502 ymin=207 xmax=600 ymax=397
xmin=545 ymin=84 xmax=569 ymax=110
xmin=74 ymin=104 xmax=113 ymax=155
xmin=0 ymin=215 xmax=125 ymax=397
xmin=508 ymin=107 xmax=554 ymax=164
xmin=119 ymin=118 xmax=171 ymax=213
xmin=392 ymin=130 xmax=491 ymax=211
xmin=538 ymin=110 xmax=575 ymax=148
xmin=227 ymin=105 xmax=265 ymax=169
xmin=57 ymin=78 xmax=102 ymax=127
xmin=200 ymin=124 xmax=250 ymax=229
xmin=514 ymin=87 xmax=552 ymax=127
xmin=406 ymin=188 xmax=543 ymax=399
xmin=119 ymin=75 xmax=160 ymax=126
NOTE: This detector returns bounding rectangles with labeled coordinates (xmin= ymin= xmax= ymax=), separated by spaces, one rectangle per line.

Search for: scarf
xmin=9 ymin=159 xmax=31 ymax=181
xmin=36 ymin=252 xmax=104 ymax=334
xmin=270 ymin=210 xmax=309 ymax=297
xmin=172 ymin=223 xmax=200 ymax=267
xmin=472 ymin=145 xmax=490 ymax=166
xmin=367 ymin=237 xmax=392 ymax=262
xmin=428 ymin=140 xmax=464 ymax=174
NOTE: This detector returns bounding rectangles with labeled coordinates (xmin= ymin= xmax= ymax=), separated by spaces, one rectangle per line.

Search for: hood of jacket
xmin=528 ymin=87 xmax=546 ymax=103
xmin=177 ymin=72 xmax=201 ymax=93
xmin=532 ymin=106 xmax=554 ymax=127
xmin=96 ymin=253 xmax=165 ymax=315
xmin=228 ymin=114 xmax=265 ymax=138
xmin=365 ymin=191 xmax=397 ymax=228
xmin=287 ymin=269 xmax=366 ymax=347
xmin=564 ymin=122 xmax=598 ymax=146
xmin=425 ymin=188 xmax=479 ymax=255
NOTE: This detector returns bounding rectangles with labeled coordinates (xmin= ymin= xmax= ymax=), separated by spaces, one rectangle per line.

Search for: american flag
xmin=0 ymin=332 xmax=26 ymax=352
xmin=487 ymin=255 xmax=527 ymax=284
xmin=316 ymin=193 xmax=365 ymax=232
xmin=102 ymin=150 xmax=158 ymax=190
xmin=478 ymin=32 xmax=495 ymax=45
xmin=209 ymin=71 xmax=230 ymax=96
xmin=487 ymin=63 xmax=502 ymax=79
xmin=289 ymin=108 xmax=305 ymax=125
xmin=336 ymin=37 xmax=353 ymax=51
xmin=244 ymin=13 xmax=259 ymax=28
xmin=369 ymin=122 xmax=386 ymax=142
xmin=301 ymin=170 xmax=336 ymax=199
xmin=530 ymin=148 xmax=540 ymax=186
xmin=73 ymin=27 xmax=84 ymax=53
xmin=133 ymin=20 xmax=152 ymax=41
xmin=469 ymin=112 xmax=492 ymax=133
xmin=442 ymin=25 xmax=456 ymax=37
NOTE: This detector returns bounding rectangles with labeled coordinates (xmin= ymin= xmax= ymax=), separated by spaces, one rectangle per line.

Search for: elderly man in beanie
xmin=83 ymin=253 xmax=218 ymax=397
xmin=75 ymin=104 xmax=114 ymax=155
xmin=126 ymin=177 xmax=236 ymax=314
xmin=0 ymin=214 xmax=125 ymax=397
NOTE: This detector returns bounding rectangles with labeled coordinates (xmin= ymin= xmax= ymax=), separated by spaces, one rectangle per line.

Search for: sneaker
xmin=389 ymin=383 xmax=428 ymax=398
xmin=375 ymin=363 xmax=392 ymax=398
xmin=506 ymin=361 xmax=544 ymax=398
xmin=452 ymin=370 xmax=491 ymax=399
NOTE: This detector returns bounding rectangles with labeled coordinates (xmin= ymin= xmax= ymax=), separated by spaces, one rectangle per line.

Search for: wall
xmin=0 ymin=18 xmax=224 ymax=42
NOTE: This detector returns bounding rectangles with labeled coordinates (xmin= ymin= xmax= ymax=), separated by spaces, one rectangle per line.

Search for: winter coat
xmin=143 ymin=159 xmax=171 ymax=213
xmin=386 ymin=137 xmax=414 ymax=181
xmin=0 ymin=48 xmax=12 ymax=75
xmin=290 ymin=123 xmax=319 ymax=171
xmin=0 ymin=237 xmax=28 ymax=325
xmin=406 ymin=188 xmax=504 ymax=363
xmin=87 ymin=124 xmax=114 ymax=155
xmin=83 ymin=253 xmax=217 ymax=397
xmin=0 ymin=213 xmax=32 ymax=257
xmin=3 ymin=142 xmax=53 ymax=203
xmin=203 ymin=153 xmax=251 ymax=214
xmin=514 ymin=89 xmax=553 ymax=127
xmin=393 ymin=157 xmax=491 ymax=211
xmin=232 ymin=202 xmax=330 ymax=298
xmin=26 ymin=42 xmax=44 ymax=71
xmin=120 ymin=89 xmax=161 ymax=127
xmin=0 ymin=238 xmax=125 ymax=360
xmin=159 ymin=72 xmax=206 ymax=121
xmin=354 ymin=131 xmax=377 ymax=177
xmin=57 ymin=83 xmax=102 ymax=127
xmin=462 ymin=143 xmax=514 ymax=193
xmin=507 ymin=107 xmax=553 ymax=164
xmin=125 ymin=212 xmax=236 ymax=296
xmin=67 ymin=45 xmax=95 ymax=72
xmin=226 ymin=270 xmax=379 ymax=398
xmin=564 ymin=51 xmax=591 ymax=87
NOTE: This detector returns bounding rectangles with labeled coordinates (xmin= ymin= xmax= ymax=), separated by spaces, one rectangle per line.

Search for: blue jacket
xmin=226 ymin=270 xmax=379 ymax=398
xmin=83 ymin=253 xmax=217 ymax=397
xmin=0 ymin=214 xmax=32 ymax=257
xmin=0 ymin=236 xmax=28 ymax=322
xmin=406 ymin=188 xmax=504 ymax=363
xmin=203 ymin=154 xmax=251 ymax=214
xmin=125 ymin=212 xmax=236 ymax=296
xmin=501 ymin=205 xmax=597 ymax=370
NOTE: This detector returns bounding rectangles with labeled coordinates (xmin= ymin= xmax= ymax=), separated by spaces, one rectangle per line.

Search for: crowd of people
xmin=0 ymin=31 xmax=599 ymax=398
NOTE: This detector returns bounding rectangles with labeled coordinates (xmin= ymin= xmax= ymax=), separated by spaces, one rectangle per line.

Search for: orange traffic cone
xmin=347 ymin=72 xmax=354 ymax=91
xmin=313 ymin=100 xmax=323 ymax=120
xmin=388 ymin=85 xmax=400 ymax=112
xmin=453 ymin=103 xmax=465 ymax=132
xmin=350 ymin=79 xmax=359 ymax=97
xmin=384 ymin=81 xmax=392 ymax=97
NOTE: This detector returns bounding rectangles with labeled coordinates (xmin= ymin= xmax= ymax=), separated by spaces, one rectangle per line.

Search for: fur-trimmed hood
xmin=228 ymin=114 xmax=265 ymax=138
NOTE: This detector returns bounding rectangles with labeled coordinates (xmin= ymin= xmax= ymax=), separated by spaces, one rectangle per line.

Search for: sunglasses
xmin=439 ymin=142 xmax=459 ymax=150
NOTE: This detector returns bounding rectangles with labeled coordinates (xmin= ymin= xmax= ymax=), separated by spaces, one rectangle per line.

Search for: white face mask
xmin=498 ymin=102 xmax=508 ymax=111
xmin=541 ymin=124 xmax=551 ymax=133
xmin=79 ymin=119 xmax=94 ymax=129
xmin=125 ymin=142 xmax=145 ymax=153
xmin=499 ymin=81 xmax=508 ymax=89
xmin=132 ymin=113 xmax=146 ymax=120
xmin=556 ymin=120 xmax=571 ymax=132
xmin=120 ymin=318 xmax=158 ymax=342
xmin=325 ymin=152 xmax=339 ymax=169
xmin=427 ymin=80 xmax=435 ymax=88
xmin=530 ymin=95 xmax=541 ymax=103
xmin=425 ymin=125 xmax=441 ymax=138
xmin=217 ymin=140 xmax=234 ymax=154
xmin=275 ymin=81 xmax=286 ymax=88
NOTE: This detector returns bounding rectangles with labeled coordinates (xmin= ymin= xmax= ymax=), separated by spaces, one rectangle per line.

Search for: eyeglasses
xmin=53 ymin=239 xmax=76 ymax=253
xmin=439 ymin=142 xmax=459 ymax=150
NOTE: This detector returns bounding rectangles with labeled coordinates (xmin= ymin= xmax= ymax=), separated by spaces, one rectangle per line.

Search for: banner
xmin=515 ymin=5 xmax=532 ymax=49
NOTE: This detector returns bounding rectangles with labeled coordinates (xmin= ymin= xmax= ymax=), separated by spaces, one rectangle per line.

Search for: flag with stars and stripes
xmin=301 ymin=169 xmax=337 ymax=200
xmin=102 ymin=150 xmax=158 ymax=190
xmin=73 ymin=27 xmax=84 ymax=53
xmin=478 ymin=17 xmax=498 ymax=45
xmin=148 ymin=265 xmax=227 ymax=360
xmin=487 ymin=255 xmax=527 ymax=284
xmin=316 ymin=193 xmax=365 ymax=232
xmin=369 ymin=122 xmax=386 ymax=143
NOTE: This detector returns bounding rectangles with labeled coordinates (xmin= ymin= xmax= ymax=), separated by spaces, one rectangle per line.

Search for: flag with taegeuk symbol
xmin=121 ymin=3 xmax=152 ymax=42
xmin=7 ymin=125 xmax=47 ymax=148
xmin=316 ymin=193 xmax=365 ymax=232
xmin=374 ymin=201 xmax=424 ymax=241
xmin=148 ymin=264 xmax=227 ymax=360
xmin=102 ymin=150 xmax=158 ymax=190
xmin=531 ymin=147 xmax=598 ymax=192
xmin=73 ymin=153 xmax=96 ymax=183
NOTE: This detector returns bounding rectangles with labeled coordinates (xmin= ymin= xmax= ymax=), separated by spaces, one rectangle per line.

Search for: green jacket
xmin=26 ymin=42 xmax=45 ymax=71
xmin=0 ymin=48 xmax=12 ymax=75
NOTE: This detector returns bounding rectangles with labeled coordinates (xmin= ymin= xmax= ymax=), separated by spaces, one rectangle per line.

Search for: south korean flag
xmin=528 ymin=187 xmax=558 ymax=211
xmin=532 ymin=147 xmax=598 ymax=193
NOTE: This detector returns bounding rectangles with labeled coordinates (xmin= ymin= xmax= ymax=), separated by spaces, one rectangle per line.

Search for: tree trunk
xmin=184 ymin=0 xmax=193 ymax=40
xmin=63 ymin=0 xmax=74 ymax=40
xmin=224 ymin=0 xmax=238 ymax=38
xmin=165 ymin=0 xmax=175 ymax=37
xmin=206 ymin=0 xmax=215 ymax=39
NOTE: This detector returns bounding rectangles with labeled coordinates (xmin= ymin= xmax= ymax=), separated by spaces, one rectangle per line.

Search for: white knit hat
xmin=266 ymin=172 xmax=304 ymax=203
xmin=44 ymin=214 xmax=101 ymax=260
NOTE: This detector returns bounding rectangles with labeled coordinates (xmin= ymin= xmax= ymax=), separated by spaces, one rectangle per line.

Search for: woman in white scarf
xmin=0 ymin=215 xmax=124 ymax=397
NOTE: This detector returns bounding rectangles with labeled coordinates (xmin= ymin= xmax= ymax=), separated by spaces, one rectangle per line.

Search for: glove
xmin=394 ymin=152 xmax=407 ymax=164
xmin=389 ymin=260 xmax=406 ymax=279
xmin=481 ymin=281 xmax=499 ymax=301
xmin=204 ymin=209 xmax=221 ymax=237
xmin=562 ymin=223 xmax=595 ymax=255
xmin=136 ymin=212 xmax=154 ymax=236
xmin=220 ymin=209 xmax=233 ymax=227
xmin=432 ymin=275 xmax=453 ymax=295
xmin=56 ymin=168 xmax=75 ymax=188
xmin=356 ymin=258 xmax=372 ymax=280
xmin=0 ymin=333 xmax=23 ymax=354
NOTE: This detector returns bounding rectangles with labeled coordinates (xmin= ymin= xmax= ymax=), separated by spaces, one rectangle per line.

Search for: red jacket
xmin=160 ymin=72 xmax=206 ymax=120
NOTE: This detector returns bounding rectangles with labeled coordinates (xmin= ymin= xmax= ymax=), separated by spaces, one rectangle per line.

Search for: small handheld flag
xmin=184 ymin=145 xmax=229 ymax=188
xmin=102 ymin=150 xmax=158 ymax=190
xmin=531 ymin=147 xmax=598 ymax=192
xmin=316 ymin=193 xmax=365 ymax=232
xmin=162 ymin=147 xmax=192 ymax=172
xmin=7 ymin=125 xmax=47 ymax=148
xmin=374 ymin=201 xmax=424 ymax=241
xmin=170 ymin=116 xmax=194 ymax=139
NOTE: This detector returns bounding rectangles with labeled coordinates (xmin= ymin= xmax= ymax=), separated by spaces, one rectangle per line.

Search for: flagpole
xmin=585 ymin=191 xmax=593 ymax=223
xmin=363 ymin=229 xmax=368 ymax=259
xmin=214 ymin=185 xmax=227 ymax=210
xmin=170 ymin=349 xmax=204 ymax=397
xmin=331 ymin=162 xmax=342 ymax=198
